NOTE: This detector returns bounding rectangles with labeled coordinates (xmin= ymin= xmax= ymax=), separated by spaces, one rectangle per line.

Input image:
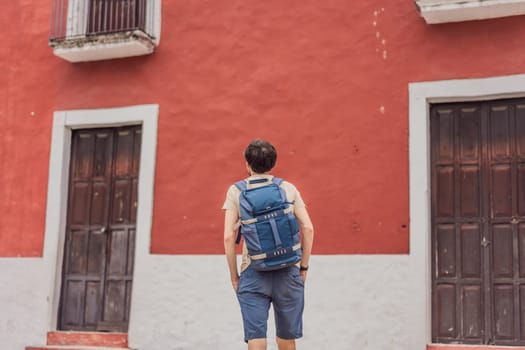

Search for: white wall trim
xmin=43 ymin=104 xmax=159 ymax=332
xmin=408 ymin=73 xmax=525 ymax=348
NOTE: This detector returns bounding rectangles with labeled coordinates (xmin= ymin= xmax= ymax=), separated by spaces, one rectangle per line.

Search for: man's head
xmin=244 ymin=139 xmax=277 ymax=174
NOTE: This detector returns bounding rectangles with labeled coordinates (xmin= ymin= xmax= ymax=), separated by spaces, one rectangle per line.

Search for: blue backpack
xmin=235 ymin=177 xmax=302 ymax=271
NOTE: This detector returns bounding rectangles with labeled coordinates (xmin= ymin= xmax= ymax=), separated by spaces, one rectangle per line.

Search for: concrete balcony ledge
xmin=415 ymin=0 xmax=525 ymax=23
xmin=49 ymin=30 xmax=156 ymax=63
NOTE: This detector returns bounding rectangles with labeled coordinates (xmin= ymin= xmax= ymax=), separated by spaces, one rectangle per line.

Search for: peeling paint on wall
xmin=373 ymin=7 xmax=389 ymax=61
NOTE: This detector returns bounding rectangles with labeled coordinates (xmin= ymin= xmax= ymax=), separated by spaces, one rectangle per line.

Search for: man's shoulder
xmin=279 ymin=179 xmax=299 ymax=192
xmin=227 ymin=183 xmax=242 ymax=193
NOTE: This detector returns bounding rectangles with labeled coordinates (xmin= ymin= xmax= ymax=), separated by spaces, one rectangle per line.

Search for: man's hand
xmin=231 ymin=274 xmax=240 ymax=291
xmin=300 ymin=270 xmax=307 ymax=283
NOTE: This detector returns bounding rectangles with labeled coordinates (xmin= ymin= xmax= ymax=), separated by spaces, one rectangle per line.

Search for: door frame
xmin=43 ymin=104 xmax=158 ymax=333
xmin=408 ymin=74 xmax=525 ymax=348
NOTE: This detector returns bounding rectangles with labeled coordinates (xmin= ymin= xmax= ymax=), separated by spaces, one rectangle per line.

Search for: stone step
xmin=47 ymin=331 xmax=128 ymax=347
xmin=26 ymin=331 xmax=130 ymax=350
xmin=27 ymin=347 xmax=130 ymax=350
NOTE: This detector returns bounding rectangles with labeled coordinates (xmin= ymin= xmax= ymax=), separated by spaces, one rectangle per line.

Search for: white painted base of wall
xmin=128 ymin=255 xmax=414 ymax=350
xmin=0 ymin=258 xmax=52 ymax=350
xmin=1 ymin=255 xmax=419 ymax=350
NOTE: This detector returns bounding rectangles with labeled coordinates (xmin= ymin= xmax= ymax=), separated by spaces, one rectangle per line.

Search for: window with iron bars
xmin=50 ymin=0 xmax=156 ymax=43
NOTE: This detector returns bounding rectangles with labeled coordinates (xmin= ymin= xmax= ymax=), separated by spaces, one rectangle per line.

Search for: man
xmin=223 ymin=139 xmax=314 ymax=350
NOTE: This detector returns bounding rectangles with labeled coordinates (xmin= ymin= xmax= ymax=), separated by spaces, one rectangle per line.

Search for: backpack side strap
xmin=240 ymin=206 xmax=294 ymax=225
xmin=233 ymin=180 xmax=247 ymax=244
xmin=250 ymin=243 xmax=302 ymax=261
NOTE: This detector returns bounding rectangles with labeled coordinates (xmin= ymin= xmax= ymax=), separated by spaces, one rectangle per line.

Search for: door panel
xmin=90 ymin=182 xmax=110 ymax=225
xmin=462 ymin=285 xmax=482 ymax=339
xmin=93 ymin=132 xmax=113 ymax=178
xmin=59 ymin=126 xmax=141 ymax=332
xmin=493 ymin=285 xmax=514 ymax=339
xmin=87 ymin=230 xmax=107 ymax=275
xmin=432 ymin=98 xmax=525 ymax=345
xmin=131 ymin=179 xmax=138 ymax=223
xmin=459 ymin=166 xmax=480 ymax=217
xmin=431 ymin=103 xmax=485 ymax=344
xmin=85 ymin=281 xmax=101 ymax=327
xmin=70 ymin=183 xmax=90 ymax=226
xmin=492 ymin=224 xmax=513 ymax=278
xmin=68 ymin=230 xmax=87 ymax=274
xmin=520 ymin=225 xmax=525 ymax=277
xmin=458 ymin=108 xmax=480 ymax=161
xmin=518 ymin=166 xmax=525 ymax=216
xmin=520 ymin=286 xmax=525 ymax=338
xmin=516 ymin=106 xmax=525 ymax=157
xmin=487 ymin=101 xmax=525 ymax=344
xmin=114 ymin=129 xmax=134 ymax=176
xmin=489 ymin=106 xmax=511 ymax=159
xmin=436 ymin=284 xmax=457 ymax=338
xmin=435 ymin=109 xmax=455 ymax=162
xmin=491 ymin=165 xmax=512 ymax=218
xmin=461 ymin=224 xmax=481 ymax=278
xmin=63 ymin=281 xmax=84 ymax=326
xmin=436 ymin=224 xmax=456 ymax=278
xmin=436 ymin=167 xmax=455 ymax=218
xmin=73 ymin=134 xmax=95 ymax=178
xmin=111 ymin=180 xmax=131 ymax=224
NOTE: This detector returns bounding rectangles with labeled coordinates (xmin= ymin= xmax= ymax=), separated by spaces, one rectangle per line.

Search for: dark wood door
xmin=87 ymin=0 xmax=147 ymax=35
xmin=59 ymin=126 xmax=141 ymax=332
xmin=431 ymin=99 xmax=525 ymax=345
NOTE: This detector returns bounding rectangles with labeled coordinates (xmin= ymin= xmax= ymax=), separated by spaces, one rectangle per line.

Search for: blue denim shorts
xmin=236 ymin=265 xmax=305 ymax=342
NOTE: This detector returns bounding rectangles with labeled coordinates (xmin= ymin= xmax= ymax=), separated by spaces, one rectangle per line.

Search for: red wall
xmin=2 ymin=1 xmax=525 ymax=256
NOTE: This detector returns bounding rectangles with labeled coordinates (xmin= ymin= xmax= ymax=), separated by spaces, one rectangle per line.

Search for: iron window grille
xmin=49 ymin=0 xmax=156 ymax=44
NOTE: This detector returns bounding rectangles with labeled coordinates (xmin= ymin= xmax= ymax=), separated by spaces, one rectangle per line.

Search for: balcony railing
xmin=49 ymin=0 xmax=159 ymax=62
xmin=50 ymin=0 xmax=155 ymax=43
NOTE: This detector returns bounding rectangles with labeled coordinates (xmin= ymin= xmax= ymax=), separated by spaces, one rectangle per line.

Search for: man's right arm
xmin=223 ymin=208 xmax=240 ymax=291
xmin=294 ymin=206 xmax=314 ymax=281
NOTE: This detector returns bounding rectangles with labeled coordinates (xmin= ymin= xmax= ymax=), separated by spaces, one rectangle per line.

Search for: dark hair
xmin=244 ymin=139 xmax=277 ymax=174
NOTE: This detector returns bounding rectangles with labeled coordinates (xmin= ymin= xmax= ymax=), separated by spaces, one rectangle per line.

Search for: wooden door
xmin=431 ymin=99 xmax=525 ymax=345
xmin=59 ymin=126 xmax=141 ymax=332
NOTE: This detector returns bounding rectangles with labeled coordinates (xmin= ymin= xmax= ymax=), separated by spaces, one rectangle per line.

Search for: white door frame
xmin=43 ymin=104 xmax=159 ymax=332
xmin=408 ymin=74 xmax=525 ymax=348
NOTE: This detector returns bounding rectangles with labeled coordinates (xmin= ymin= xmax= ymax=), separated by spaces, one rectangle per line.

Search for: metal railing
xmin=50 ymin=0 xmax=156 ymax=43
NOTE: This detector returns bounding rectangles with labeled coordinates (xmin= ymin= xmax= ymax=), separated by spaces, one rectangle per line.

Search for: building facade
xmin=2 ymin=0 xmax=525 ymax=349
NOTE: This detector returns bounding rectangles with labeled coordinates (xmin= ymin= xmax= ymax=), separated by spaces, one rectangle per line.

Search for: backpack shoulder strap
xmin=236 ymin=177 xmax=274 ymax=190
xmin=233 ymin=180 xmax=247 ymax=245
xmin=271 ymin=177 xmax=284 ymax=186
xmin=271 ymin=177 xmax=295 ymax=205
xmin=234 ymin=180 xmax=247 ymax=191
